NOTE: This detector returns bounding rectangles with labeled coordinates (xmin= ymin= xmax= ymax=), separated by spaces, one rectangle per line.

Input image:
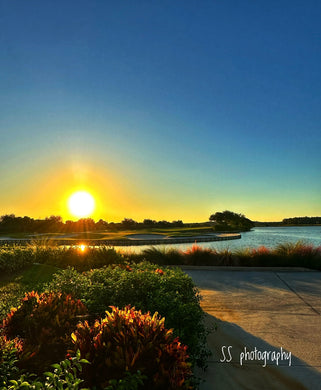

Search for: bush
xmin=0 ymin=245 xmax=125 ymax=274
xmin=71 ymin=306 xmax=192 ymax=389
xmin=141 ymin=247 xmax=184 ymax=265
xmin=0 ymin=336 xmax=23 ymax=388
xmin=1 ymin=291 xmax=88 ymax=373
xmin=0 ymin=348 xmax=89 ymax=390
xmin=233 ymin=242 xmax=321 ymax=269
xmin=275 ymin=242 xmax=321 ymax=268
xmin=0 ymin=247 xmax=34 ymax=274
xmin=47 ymin=262 xmax=208 ymax=369
xmin=42 ymin=246 xmax=125 ymax=271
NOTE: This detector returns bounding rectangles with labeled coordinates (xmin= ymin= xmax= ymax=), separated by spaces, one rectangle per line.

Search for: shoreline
xmin=0 ymin=233 xmax=241 ymax=247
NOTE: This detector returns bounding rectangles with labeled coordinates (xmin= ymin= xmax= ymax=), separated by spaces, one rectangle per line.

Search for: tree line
xmin=282 ymin=216 xmax=321 ymax=225
xmin=0 ymin=214 xmax=186 ymax=233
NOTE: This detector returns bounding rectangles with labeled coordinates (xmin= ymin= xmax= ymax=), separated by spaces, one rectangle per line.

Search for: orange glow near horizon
xmin=68 ymin=191 xmax=95 ymax=218
xmin=79 ymin=244 xmax=86 ymax=252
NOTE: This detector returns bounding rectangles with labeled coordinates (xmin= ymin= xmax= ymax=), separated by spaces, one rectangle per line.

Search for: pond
xmin=118 ymin=226 xmax=321 ymax=253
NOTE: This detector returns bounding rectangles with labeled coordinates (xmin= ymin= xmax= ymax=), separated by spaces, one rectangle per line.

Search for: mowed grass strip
xmin=1 ymin=226 xmax=214 ymax=241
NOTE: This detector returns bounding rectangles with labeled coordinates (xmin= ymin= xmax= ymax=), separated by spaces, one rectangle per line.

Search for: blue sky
xmin=0 ymin=1 xmax=320 ymax=222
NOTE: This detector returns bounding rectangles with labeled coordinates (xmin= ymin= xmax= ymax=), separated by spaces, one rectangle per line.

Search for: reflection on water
xmin=79 ymin=244 xmax=86 ymax=252
xmin=116 ymin=226 xmax=321 ymax=254
xmin=1 ymin=227 xmax=320 ymax=254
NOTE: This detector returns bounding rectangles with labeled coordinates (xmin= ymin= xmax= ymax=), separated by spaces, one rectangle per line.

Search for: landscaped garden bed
xmin=0 ymin=261 xmax=208 ymax=389
xmin=0 ymin=241 xmax=320 ymax=389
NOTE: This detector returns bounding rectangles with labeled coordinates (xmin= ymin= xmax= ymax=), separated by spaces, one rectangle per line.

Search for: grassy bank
xmin=0 ymin=226 xmax=215 ymax=242
xmin=0 ymin=242 xmax=320 ymax=276
xmin=1 ymin=241 xmax=319 ymax=320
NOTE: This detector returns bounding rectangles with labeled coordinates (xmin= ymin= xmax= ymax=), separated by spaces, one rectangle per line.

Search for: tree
xmin=96 ymin=219 xmax=109 ymax=230
xmin=143 ymin=219 xmax=156 ymax=226
xmin=209 ymin=210 xmax=254 ymax=231
xmin=121 ymin=218 xmax=137 ymax=229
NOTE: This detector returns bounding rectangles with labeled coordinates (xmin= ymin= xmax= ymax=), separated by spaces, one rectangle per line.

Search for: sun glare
xmin=79 ymin=244 xmax=86 ymax=252
xmin=68 ymin=191 xmax=95 ymax=218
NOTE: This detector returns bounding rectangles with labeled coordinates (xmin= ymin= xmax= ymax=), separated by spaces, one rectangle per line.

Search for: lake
xmin=119 ymin=226 xmax=321 ymax=253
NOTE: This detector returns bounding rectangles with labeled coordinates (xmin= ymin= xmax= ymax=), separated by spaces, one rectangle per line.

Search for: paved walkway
xmin=185 ymin=268 xmax=321 ymax=390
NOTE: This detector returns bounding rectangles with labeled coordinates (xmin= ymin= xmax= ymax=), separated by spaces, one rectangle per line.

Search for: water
xmin=118 ymin=226 xmax=321 ymax=253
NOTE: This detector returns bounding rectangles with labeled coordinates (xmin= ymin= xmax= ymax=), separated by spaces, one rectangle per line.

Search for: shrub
xmin=183 ymin=244 xmax=216 ymax=266
xmin=47 ymin=262 xmax=208 ymax=369
xmin=141 ymin=247 xmax=184 ymax=265
xmin=0 ymin=245 xmax=125 ymax=275
xmin=71 ymin=306 xmax=192 ymax=389
xmin=105 ymin=370 xmax=147 ymax=390
xmin=42 ymin=246 xmax=125 ymax=271
xmin=235 ymin=246 xmax=275 ymax=266
xmin=1 ymin=291 xmax=88 ymax=373
xmin=0 ymin=349 xmax=89 ymax=390
xmin=275 ymin=242 xmax=321 ymax=268
xmin=0 ymin=336 xmax=23 ymax=388
xmin=0 ymin=247 xmax=34 ymax=274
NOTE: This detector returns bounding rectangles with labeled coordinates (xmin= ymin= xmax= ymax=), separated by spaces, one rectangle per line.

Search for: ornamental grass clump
xmin=235 ymin=246 xmax=275 ymax=266
xmin=141 ymin=247 xmax=184 ymax=265
xmin=183 ymin=244 xmax=215 ymax=266
xmin=275 ymin=242 xmax=321 ymax=268
xmin=1 ymin=291 xmax=88 ymax=374
xmin=71 ymin=306 xmax=192 ymax=390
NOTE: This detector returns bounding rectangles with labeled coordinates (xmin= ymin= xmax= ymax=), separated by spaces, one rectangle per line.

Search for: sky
xmin=0 ymin=0 xmax=320 ymax=222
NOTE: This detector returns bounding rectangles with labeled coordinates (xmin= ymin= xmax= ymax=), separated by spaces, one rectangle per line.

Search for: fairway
xmin=1 ymin=226 xmax=216 ymax=242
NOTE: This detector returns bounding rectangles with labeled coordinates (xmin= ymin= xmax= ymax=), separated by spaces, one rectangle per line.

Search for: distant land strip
xmin=0 ymin=233 xmax=241 ymax=246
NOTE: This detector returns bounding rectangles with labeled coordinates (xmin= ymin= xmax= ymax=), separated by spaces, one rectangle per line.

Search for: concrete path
xmin=185 ymin=268 xmax=321 ymax=390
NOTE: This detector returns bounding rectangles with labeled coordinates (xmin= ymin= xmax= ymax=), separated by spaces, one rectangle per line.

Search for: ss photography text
xmin=220 ymin=346 xmax=292 ymax=367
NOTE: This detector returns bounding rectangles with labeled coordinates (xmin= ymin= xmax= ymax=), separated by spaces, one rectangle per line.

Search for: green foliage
xmin=0 ymin=282 xmax=26 ymax=321
xmin=41 ymin=246 xmax=125 ymax=271
xmin=105 ymin=370 xmax=146 ymax=390
xmin=47 ymin=262 xmax=208 ymax=369
xmin=0 ymin=247 xmax=34 ymax=274
xmin=184 ymin=245 xmax=216 ymax=266
xmin=141 ymin=247 xmax=184 ymax=265
xmin=1 ymin=241 xmax=320 ymax=277
xmin=234 ymin=242 xmax=321 ymax=269
xmin=0 ymin=349 xmax=90 ymax=390
xmin=71 ymin=306 xmax=192 ymax=389
xmin=0 ymin=246 xmax=125 ymax=275
xmin=0 ymin=337 xmax=22 ymax=388
xmin=209 ymin=210 xmax=254 ymax=231
xmin=1 ymin=291 xmax=88 ymax=373
xmin=274 ymin=241 xmax=321 ymax=268
xmin=41 ymin=351 xmax=89 ymax=390
xmin=282 ymin=216 xmax=321 ymax=225
xmin=0 ymin=264 xmax=59 ymax=321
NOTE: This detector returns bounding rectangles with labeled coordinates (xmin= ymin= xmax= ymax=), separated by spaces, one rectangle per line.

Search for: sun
xmin=68 ymin=191 xmax=95 ymax=218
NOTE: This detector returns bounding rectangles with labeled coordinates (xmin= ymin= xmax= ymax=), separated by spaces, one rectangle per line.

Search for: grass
xmin=0 ymin=226 xmax=214 ymax=241
xmin=138 ymin=242 xmax=321 ymax=269
xmin=0 ymin=241 xmax=319 ymax=388
xmin=0 ymin=263 xmax=59 ymax=319
xmin=0 ymin=241 xmax=320 ymax=319
xmin=1 ymin=241 xmax=320 ymax=276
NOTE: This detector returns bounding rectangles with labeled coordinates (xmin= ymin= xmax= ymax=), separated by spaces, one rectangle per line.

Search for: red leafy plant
xmin=71 ymin=305 xmax=192 ymax=389
xmin=155 ymin=268 xmax=164 ymax=275
xmin=1 ymin=291 xmax=88 ymax=373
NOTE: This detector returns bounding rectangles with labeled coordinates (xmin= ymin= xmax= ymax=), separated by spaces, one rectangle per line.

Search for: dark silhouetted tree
xmin=209 ymin=210 xmax=254 ymax=231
